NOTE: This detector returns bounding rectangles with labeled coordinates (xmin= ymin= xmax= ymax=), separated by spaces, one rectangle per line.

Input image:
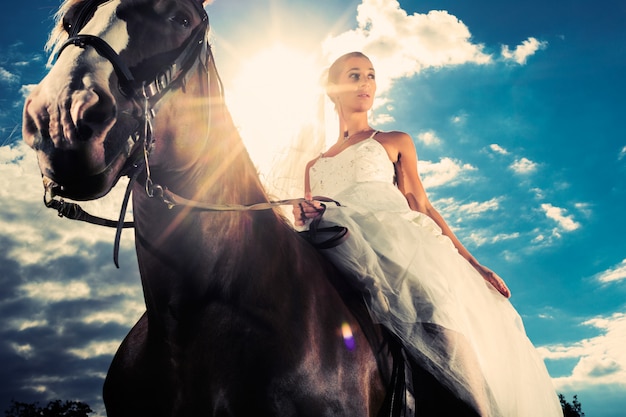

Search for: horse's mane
xmin=45 ymin=0 xmax=84 ymax=64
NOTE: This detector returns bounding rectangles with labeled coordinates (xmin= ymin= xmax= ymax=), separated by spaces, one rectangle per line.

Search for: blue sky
xmin=1 ymin=0 xmax=625 ymax=416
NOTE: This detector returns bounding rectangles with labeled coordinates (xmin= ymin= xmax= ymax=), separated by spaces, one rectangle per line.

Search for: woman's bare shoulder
xmin=374 ymin=130 xmax=415 ymax=159
xmin=375 ymin=130 xmax=412 ymax=144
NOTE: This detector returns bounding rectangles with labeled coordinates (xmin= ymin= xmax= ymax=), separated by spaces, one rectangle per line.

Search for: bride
xmin=293 ymin=51 xmax=562 ymax=416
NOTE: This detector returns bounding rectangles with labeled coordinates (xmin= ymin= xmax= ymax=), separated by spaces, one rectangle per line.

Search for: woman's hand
xmin=475 ymin=264 xmax=511 ymax=298
xmin=293 ymin=193 xmax=324 ymax=227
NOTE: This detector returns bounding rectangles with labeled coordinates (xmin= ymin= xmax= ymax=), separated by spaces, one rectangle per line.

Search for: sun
xmin=226 ymin=44 xmax=324 ymax=189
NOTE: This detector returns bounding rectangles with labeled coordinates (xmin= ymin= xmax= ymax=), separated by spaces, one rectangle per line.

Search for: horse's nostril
xmin=76 ymin=120 xmax=94 ymax=141
xmin=83 ymin=89 xmax=116 ymax=124
xmin=73 ymin=88 xmax=117 ymax=141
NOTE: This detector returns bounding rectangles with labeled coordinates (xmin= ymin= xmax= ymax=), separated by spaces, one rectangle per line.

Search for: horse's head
xmin=23 ymin=0 xmax=213 ymax=200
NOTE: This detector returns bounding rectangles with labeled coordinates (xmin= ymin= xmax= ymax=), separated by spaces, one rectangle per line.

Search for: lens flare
xmin=341 ymin=321 xmax=355 ymax=351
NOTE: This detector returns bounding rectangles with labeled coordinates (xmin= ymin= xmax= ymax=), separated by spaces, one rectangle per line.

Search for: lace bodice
xmin=309 ymin=136 xmax=395 ymax=198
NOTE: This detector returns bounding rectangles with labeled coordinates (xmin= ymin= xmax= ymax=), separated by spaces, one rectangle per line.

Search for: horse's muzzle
xmin=23 ymin=83 xmax=141 ymax=200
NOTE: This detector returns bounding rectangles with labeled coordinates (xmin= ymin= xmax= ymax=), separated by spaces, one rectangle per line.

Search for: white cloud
xmin=466 ymin=232 xmax=489 ymax=246
xmin=371 ymin=112 xmax=395 ymax=125
xmin=322 ymin=0 xmax=492 ymax=95
xmin=531 ymin=232 xmax=545 ymax=244
xmin=458 ymin=197 xmax=502 ymax=215
xmin=540 ymin=312 xmax=626 ymax=390
xmin=501 ymin=37 xmax=547 ymax=65
xmin=10 ymin=343 xmax=36 ymax=359
xmin=20 ymin=84 xmax=37 ymax=98
xmin=467 ymin=230 xmax=520 ymax=246
xmin=530 ymin=187 xmax=545 ymax=200
xmin=0 ymin=67 xmax=19 ymax=84
xmin=68 ymin=340 xmax=121 ymax=359
xmin=434 ymin=196 xmax=501 ymax=229
xmin=21 ymin=281 xmax=92 ymax=303
xmin=81 ymin=300 xmax=144 ymax=326
xmin=416 ymin=130 xmax=442 ymax=146
xmin=574 ymin=202 xmax=592 ymax=218
xmin=489 ymin=143 xmax=509 ymax=155
xmin=451 ymin=114 xmax=466 ymax=125
xmin=618 ymin=146 xmax=626 ymax=161
xmin=595 ymin=259 xmax=626 ymax=284
xmin=432 ymin=197 xmax=509 ymax=246
xmin=510 ymin=157 xmax=538 ymax=174
xmin=10 ymin=319 xmax=49 ymax=332
xmin=492 ymin=232 xmax=520 ymax=242
xmin=540 ymin=203 xmax=581 ymax=232
xmin=418 ymin=157 xmax=476 ymax=188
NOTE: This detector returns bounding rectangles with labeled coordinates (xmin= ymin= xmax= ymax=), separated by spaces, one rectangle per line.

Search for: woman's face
xmin=331 ymin=56 xmax=376 ymax=113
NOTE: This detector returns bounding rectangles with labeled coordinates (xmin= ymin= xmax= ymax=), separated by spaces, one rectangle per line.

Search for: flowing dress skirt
xmin=306 ymin=137 xmax=562 ymax=415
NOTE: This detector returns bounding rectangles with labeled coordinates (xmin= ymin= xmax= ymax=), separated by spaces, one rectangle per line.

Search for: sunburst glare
xmin=226 ymin=44 xmax=323 ymax=189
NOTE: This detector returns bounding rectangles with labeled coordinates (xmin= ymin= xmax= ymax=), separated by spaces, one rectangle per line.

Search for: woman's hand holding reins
xmin=293 ymin=193 xmax=324 ymax=227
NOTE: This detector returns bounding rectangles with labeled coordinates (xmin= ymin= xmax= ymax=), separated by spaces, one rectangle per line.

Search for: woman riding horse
xmin=22 ymin=0 xmax=483 ymax=415
xmin=23 ymin=0 xmax=393 ymax=415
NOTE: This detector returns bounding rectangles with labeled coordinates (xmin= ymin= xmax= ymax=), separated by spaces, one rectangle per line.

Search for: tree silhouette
xmin=4 ymin=400 xmax=92 ymax=417
xmin=559 ymin=394 xmax=585 ymax=417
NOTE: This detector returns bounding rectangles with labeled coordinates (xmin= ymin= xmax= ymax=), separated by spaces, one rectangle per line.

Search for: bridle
xmin=49 ymin=0 xmax=214 ymax=194
xmin=57 ymin=0 xmax=211 ymax=102
xmin=55 ymin=0 xmax=213 ymax=180
xmin=42 ymin=0 xmax=349 ymax=265
xmin=44 ymin=0 xmax=212 ymax=263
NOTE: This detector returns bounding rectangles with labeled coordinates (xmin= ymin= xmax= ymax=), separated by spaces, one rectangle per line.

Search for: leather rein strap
xmin=45 ymin=185 xmax=350 ymax=256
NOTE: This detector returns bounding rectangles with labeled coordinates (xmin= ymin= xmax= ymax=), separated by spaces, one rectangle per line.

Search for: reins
xmin=45 ymin=176 xmax=348 ymax=267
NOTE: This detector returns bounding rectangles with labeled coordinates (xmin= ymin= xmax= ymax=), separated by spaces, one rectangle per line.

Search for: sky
xmin=1 ymin=0 xmax=625 ymax=416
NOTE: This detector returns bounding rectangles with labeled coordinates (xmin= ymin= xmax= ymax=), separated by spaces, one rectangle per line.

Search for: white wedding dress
xmin=307 ymin=132 xmax=562 ymax=416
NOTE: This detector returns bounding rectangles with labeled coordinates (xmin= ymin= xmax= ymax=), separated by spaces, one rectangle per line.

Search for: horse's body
xmin=22 ymin=0 xmax=392 ymax=415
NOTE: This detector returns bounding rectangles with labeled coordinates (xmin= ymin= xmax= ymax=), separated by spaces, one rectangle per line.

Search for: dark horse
xmin=23 ymin=0 xmax=394 ymax=415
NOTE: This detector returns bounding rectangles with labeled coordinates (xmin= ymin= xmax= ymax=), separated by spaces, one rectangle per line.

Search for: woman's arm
xmin=384 ymin=131 xmax=511 ymax=298
xmin=293 ymin=158 xmax=323 ymax=227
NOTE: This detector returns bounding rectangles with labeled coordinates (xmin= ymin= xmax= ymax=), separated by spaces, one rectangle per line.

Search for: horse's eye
xmin=170 ymin=14 xmax=191 ymax=29
xmin=62 ymin=17 xmax=73 ymax=33
xmin=62 ymin=8 xmax=78 ymax=34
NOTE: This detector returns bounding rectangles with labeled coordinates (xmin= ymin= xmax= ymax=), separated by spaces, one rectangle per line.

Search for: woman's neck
xmin=338 ymin=113 xmax=371 ymax=143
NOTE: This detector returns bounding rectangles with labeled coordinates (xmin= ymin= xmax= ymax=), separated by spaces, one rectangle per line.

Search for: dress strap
xmin=369 ymin=130 xmax=380 ymax=139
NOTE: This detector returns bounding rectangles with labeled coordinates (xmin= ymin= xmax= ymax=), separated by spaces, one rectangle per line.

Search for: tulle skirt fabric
xmin=312 ymin=181 xmax=562 ymax=417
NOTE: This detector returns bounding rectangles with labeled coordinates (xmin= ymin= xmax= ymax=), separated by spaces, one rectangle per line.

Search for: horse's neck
xmin=132 ymin=132 xmax=279 ymax=318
